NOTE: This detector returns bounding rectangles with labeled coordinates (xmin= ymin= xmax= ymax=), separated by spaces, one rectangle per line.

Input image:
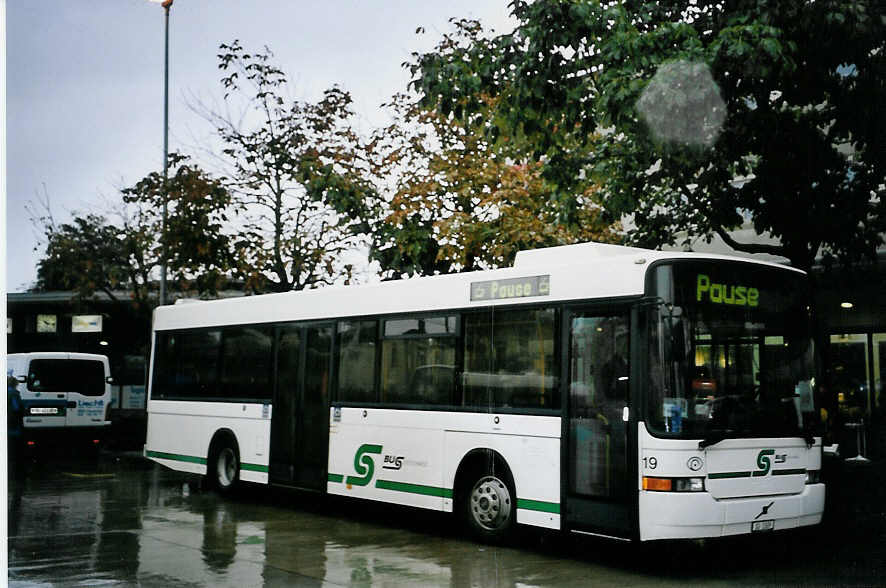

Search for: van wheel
xmin=211 ymin=442 xmax=240 ymax=494
xmin=460 ymin=467 xmax=515 ymax=542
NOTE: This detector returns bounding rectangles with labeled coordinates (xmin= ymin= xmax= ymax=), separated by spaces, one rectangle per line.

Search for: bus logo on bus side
xmin=345 ymin=444 xmax=382 ymax=487
xmin=344 ymin=444 xmax=406 ymax=488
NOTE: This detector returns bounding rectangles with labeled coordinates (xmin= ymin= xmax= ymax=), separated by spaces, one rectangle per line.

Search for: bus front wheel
xmin=210 ymin=440 xmax=240 ymax=494
xmin=460 ymin=466 xmax=515 ymax=542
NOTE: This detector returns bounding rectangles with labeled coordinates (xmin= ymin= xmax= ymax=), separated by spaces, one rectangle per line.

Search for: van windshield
xmin=28 ymin=359 xmax=106 ymax=396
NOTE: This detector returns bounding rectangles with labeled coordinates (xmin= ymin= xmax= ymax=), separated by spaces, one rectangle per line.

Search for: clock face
xmin=36 ymin=314 xmax=57 ymax=333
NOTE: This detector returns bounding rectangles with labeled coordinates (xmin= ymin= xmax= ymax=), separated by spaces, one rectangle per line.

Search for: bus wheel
xmin=211 ymin=442 xmax=240 ymax=494
xmin=462 ymin=469 xmax=515 ymax=542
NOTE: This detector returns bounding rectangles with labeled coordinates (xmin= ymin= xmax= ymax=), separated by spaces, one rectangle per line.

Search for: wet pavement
xmin=6 ymin=448 xmax=886 ymax=587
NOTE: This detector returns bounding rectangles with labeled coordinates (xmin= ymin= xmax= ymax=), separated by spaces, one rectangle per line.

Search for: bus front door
xmin=269 ymin=323 xmax=333 ymax=490
xmin=564 ymin=311 xmax=632 ymax=539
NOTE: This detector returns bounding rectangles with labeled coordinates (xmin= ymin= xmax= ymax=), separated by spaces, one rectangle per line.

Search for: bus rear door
xmin=269 ymin=323 xmax=333 ymax=490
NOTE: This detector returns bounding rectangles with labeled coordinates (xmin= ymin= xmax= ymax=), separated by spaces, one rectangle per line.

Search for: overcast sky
xmin=5 ymin=0 xmax=514 ymax=293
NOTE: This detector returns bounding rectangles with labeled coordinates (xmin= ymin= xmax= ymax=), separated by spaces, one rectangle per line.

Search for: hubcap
xmin=470 ymin=475 xmax=512 ymax=531
xmin=217 ymin=448 xmax=237 ymax=488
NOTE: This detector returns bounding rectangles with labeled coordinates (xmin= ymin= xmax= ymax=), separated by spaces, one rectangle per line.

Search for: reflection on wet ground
xmin=7 ymin=450 xmax=886 ymax=586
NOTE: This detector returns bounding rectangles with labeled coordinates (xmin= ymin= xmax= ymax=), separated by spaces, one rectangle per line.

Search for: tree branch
xmin=714 ymin=226 xmax=786 ymax=257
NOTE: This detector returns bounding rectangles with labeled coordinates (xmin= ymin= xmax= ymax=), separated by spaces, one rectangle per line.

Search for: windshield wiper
xmin=698 ymin=428 xmax=736 ymax=450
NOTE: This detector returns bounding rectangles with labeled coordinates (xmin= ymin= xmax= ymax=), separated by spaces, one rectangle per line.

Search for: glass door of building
xmin=830 ymin=334 xmax=871 ymax=419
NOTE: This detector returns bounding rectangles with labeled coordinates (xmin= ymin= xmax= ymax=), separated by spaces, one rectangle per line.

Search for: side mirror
xmin=106 ymin=376 xmax=115 ymax=384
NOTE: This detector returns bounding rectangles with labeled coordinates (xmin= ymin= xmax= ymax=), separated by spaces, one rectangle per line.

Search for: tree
xmin=122 ymin=152 xmax=233 ymax=296
xmin=35 ymin=214 xmax=132 ymax=302
xmin=371 ymin=25 xmax=618 ymax=279
xmin=34 ymin=154 xmax=233 ymax=306
xmin=410 ymin=3 xmax=886 ymax=272
xmin=201 ymin=41 xmax=378 ymax=293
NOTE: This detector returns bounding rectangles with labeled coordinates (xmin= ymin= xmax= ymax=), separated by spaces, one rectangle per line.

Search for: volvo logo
xmin=754 ymin=501 xmax=775 ymax=520
xmin=687 ymin=456 xmax=704 ymax=472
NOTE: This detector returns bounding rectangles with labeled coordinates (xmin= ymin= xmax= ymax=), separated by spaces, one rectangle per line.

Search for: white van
xmin=7 ymin=352 xmax=113 ymax=443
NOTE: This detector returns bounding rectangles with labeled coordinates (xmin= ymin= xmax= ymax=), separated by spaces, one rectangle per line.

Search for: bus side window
xmin=152 ymin=333 xmax=176 ymax=400
xmin=380 ymin=316 xmax=457 ymax=406
xmin=174 ymin=330 xmax=221 ymax=399
xmin=336 ymin=320 xmax=378 ymax=403
xmin=219 ymin=326 xmax=273 ymax=400
xmin=463 ymin=308 xmax=558 ymax=410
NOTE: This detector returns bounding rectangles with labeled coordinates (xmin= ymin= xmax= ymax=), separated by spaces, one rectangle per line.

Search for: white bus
xmin=7 ymin=352 xmax=113 ymax=447
xmin=145 ymin=243 xmax=824 ymax=542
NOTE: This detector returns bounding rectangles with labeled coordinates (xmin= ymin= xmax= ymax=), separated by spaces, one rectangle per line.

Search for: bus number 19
xmin=643 ymin=456 xmax=658 ymax=470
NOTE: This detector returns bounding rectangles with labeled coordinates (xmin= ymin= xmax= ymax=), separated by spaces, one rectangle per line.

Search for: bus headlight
xmin=674 ymin=477 xmax=705 ymax=492
xmin=643 ymin=477 xmax=705 ymax=492
xmin=805 ymin=470 xmax=821 ymax=484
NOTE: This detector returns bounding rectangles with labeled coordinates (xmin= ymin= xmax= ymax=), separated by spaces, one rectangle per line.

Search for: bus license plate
xmin=752 ymin=520 xmax=774 ymax=533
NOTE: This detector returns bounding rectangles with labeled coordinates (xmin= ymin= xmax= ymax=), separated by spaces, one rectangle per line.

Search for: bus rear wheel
xmin=461 ymin=468 xmax=515 ymax=542
xmin=210 ymin=441 xmax=240 ymax=494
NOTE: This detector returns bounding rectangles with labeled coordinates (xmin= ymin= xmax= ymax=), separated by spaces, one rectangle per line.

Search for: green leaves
xmin=368 ymin=90 xmax=619 ymax=279
xmin=407 ymin=0 xmax=886 ymax=272
xmin=122 ymin=153 xmax=234 ymax=297
xmin=210 ymin=42 xmax=378 ymax=292
xmin=36 ymin=215 xmax=128 ymax=301
xmin=34 ymin=154 xmax=235 ymax=306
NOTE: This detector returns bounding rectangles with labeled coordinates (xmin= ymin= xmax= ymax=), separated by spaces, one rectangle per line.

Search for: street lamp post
xmin=150 ymin=0 xmax=174 ymax=306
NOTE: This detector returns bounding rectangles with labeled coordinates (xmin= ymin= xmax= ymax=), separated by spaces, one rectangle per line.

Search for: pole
xmin=159 ymin=1 xmax=172 ymax=306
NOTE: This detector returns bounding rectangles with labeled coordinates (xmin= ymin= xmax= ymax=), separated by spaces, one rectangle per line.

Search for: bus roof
xmin=153 ymin=243 xmax=802 ymax=331
xmin=6 ymin=352 xmax=109 ymax=362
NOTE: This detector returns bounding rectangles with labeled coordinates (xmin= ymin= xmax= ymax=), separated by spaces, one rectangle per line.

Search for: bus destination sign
xmin=696 ymin=274 xmax=759 ymax=307
xmin=470 ymin=275 xmax=550 ymax=302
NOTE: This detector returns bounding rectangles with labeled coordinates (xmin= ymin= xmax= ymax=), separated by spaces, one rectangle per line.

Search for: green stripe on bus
xmin=328 ymin=473 xmax=344 ymax=483
xmin=241 ymin=462 xmax=269 ymax=473
xmin=710 ymin=469 xmax=807 ymax=479
xmin=147 ymin=450 xmax=266 ymax=473
xmin=517 ymin=498 xmax=560 ymax=514
xmin=374 ymin=479 xmax=454 ymax=498
xmin=708 ymin=471 xmax=752 ymax=479
xmin=145 ymin=450 xmax=207 ymax=465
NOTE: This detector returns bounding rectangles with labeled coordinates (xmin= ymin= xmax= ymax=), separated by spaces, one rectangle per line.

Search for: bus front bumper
xmin=639 ymin=483 xmax=825 ymax=541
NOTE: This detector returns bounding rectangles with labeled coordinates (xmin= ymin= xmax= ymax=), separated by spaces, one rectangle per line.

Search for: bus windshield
xmin=646 ymin=261 xmax=816 ymax=442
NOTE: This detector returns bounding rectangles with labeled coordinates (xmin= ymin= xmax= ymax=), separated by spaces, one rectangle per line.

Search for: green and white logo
xmin=754 ymin=449 xmax=775 ymax=477
xmin=345 ymin=444 xmax=382 ymax=487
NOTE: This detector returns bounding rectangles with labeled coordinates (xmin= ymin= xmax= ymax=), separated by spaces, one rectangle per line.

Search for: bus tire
xmin=458 ymin=459 xmax=516 ymax=542
xmin=209 ymin=436 xmax=240 ymax=494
